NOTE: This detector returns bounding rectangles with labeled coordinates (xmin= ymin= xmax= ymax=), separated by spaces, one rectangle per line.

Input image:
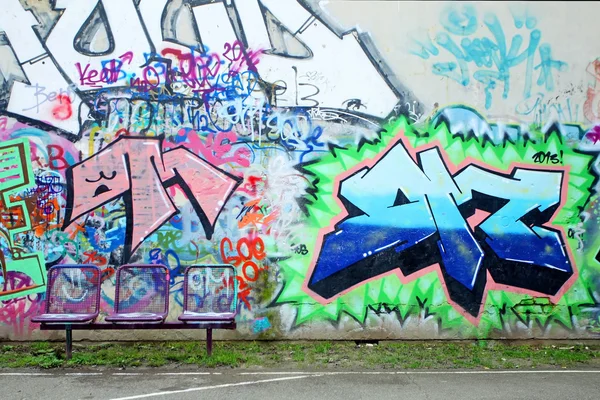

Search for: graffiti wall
xmin=2 ymin=0 xmax=600 ymax=340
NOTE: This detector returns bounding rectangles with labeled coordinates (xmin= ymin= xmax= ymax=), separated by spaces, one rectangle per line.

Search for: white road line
xmin=108 ymin=375 xmax=315 ymax=400
xmin=240 ymin=370 xmax=600 ymax=376
xmin=399 ymin=370 xmax=600 ymax=375
xmin=4 ymin=369 xmax=600 ymax=379
xmin=240 ymin=372 xmax=323 ymax=376
xmin=0 ymin=373 xmax=53 ymax=376
xmin=240 ymin=371 xmax=395 ymax=376
xmin=112 ymin=373 xmax=143 ymax=376
xmin=154 ymin=372 xmax=212 ymax=376
xmin=327 ymin=372 xmax=398 ymax=375
xmin=65 ymin=373 xmax=104 ymax=376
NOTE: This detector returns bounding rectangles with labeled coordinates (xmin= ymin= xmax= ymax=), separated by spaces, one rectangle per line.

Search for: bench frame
xmin=39 ymin=321 xmax=236 ymax=359
xmin=34 ymin=264 xmax=238 ymax=360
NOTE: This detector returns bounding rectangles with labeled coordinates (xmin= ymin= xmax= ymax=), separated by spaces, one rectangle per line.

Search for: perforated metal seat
xmin=32 ymin=265 xmax=101 ymax=324
xmin=178 ymin=265 xmax=238 ymax=322
xmin=105 ymin=264 xmax=169 ymax=324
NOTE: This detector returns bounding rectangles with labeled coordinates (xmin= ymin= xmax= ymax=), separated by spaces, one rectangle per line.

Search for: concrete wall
xmin=2 ymin=0 xmax=600 ymax=340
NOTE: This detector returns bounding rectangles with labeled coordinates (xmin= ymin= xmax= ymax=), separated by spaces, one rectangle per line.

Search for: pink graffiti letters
xmin=63 ymin=136 xmax=241 ymax=261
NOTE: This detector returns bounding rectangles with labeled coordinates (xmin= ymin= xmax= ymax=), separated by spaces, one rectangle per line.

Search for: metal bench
xmin=105 ymin=264 xmax=169 ymax=323
xmin=34 ymin=263 xmax=238 ymax=359
xmin=31 ymin=265 xmax=102 ymax=359
xmin=179 ymin=265 xmax=238 ymax=355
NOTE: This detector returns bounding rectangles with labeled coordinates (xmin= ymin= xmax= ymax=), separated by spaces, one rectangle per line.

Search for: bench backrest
xmin=113 ymin=264 xmax=169 ymax=315
xmin=183 ymin=265 xmax=238 ymax=320
xmin=45 ymin=265 xmax=101 ymax=315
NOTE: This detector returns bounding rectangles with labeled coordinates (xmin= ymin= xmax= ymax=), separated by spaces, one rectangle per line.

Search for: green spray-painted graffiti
xmin=0 ymin=138 xmax=47 ymax=300
xmin=277 ymin=115 xmax=599 ymax=337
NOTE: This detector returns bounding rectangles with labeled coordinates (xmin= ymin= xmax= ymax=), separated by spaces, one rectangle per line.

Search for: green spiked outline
xmin=276 ymin=116 xmax=596 ymax=336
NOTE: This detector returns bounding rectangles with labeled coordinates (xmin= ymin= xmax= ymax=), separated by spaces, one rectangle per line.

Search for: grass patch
xmin=0 ymin=341 xmax=599 ymax=370
xmin=314 ymin=342 xmax=332 ymax=354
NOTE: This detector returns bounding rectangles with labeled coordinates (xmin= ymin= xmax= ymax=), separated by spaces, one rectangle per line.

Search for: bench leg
xmin=207 ymin=328 xmax=213 ymax=357
xmin=65 ymin=326 xmax=73 ymax=361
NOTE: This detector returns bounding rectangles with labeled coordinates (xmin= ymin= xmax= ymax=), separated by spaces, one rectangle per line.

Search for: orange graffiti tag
xmin=220 ymin=235 xmax=268 ymax=310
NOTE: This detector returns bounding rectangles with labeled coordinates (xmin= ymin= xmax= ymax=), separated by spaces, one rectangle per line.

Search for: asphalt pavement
xmin=2 ymin=369 xmax=599 ymax=400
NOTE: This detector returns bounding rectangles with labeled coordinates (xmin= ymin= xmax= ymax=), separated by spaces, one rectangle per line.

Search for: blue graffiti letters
xmin=412 ymin=7 xmax=566 ymax=109
xmin=308 ymin=140 xmax=572 ymax=316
